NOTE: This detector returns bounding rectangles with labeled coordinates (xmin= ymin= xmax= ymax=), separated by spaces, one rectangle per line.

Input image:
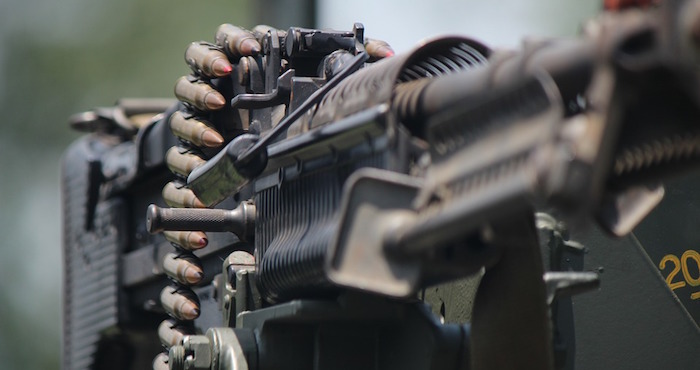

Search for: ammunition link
xmin=156 ymin=26 xmax=252 ymax=369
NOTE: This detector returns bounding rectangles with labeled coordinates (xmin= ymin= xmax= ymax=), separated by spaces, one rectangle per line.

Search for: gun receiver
xmin=62 ymin=3 xmax=700 ymax=370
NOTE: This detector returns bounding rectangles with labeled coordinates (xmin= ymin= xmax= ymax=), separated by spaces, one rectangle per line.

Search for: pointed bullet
xmin=166 ymin=147 xmax=206 ymax=177
xmin=365 ymin=38 xmax=395 ymax=59
xmin=215 ymin=24 xmax=262 ymax=57
xmin=239 ymin=38 xmax=261 ymax=56
xmin=163 ymin=231 xmax=208 ymax=250
xmin=158 ymin=319 xmax=194 ymax=348
xmin=211 ymin=58 xmax=233 ymax=77
xmin=200 ymin=129 xmax=225 ymax=147
xmin=185 ymin=42 xmax=233 ymax=78
xmin=203 ymin=91 xmax=226 ymax=110
xmin=162 ymin=181 xmax=206 ymax=208
xmin=160 ymin=285 xmax=201 ymax=321
xmin=169 ymin=111 xmax=224 ymax=148
xmin=152 ymin=353 xmax=169 ymax=370
xmin=174 ymin=77 xmax=226 ymax=111
xmin=163 ymin=252 xmax=204 ymax=285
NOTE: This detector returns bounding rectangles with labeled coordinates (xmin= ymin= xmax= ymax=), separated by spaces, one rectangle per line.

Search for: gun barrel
xmin=399 ymin=38 xmax=595 ymax=128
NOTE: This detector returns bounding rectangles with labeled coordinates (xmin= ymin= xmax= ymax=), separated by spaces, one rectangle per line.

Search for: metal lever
xmin=231 ymin=69 xmax=294 ymax=109
xmin=544 ymin=271 xmax=600 ymax=305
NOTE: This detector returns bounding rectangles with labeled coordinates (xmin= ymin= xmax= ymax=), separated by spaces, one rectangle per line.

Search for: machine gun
xmin=62 ymin=2 xmax=700 ymax=369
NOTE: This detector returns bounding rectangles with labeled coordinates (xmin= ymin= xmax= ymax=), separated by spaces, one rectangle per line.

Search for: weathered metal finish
xmin=61 ymin=3 xmax=700 ymax=370
xmin=147 ymin=202 xmax=255 ymax=240
xmin=166 ymin=297 xmax=472 ymax=370
xmin=185 ymin=134 xmax=259 ymax=207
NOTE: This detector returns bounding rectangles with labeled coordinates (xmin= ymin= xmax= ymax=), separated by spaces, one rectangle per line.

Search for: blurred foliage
xmin=1 ymin=0 xmax=256 ymax=146
xmin=0 ymin=1 xmax=251 ymax=369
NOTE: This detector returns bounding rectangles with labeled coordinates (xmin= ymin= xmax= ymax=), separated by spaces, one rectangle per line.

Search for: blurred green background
xmin=0 ymin=1 xmax=255 ymax=368
xmin=0 ymin=1 xmax=597 ymax=369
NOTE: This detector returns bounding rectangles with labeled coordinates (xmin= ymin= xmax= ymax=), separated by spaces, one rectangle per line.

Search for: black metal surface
xmin=632 ymin=173 xmax=700 ymax=326
xmin=62 ymin=137 xmax=125 ymax=370
xmin=236 ymin=295 xmax=471 ymax=370
xmin=252 ymin=106 xmax=409 ymax=302
xmin=236 ymin=51 xmax=369 ymax=170
xmin=470 ymin=215 xmax=554 ymax=370
xmin=572 ymin=223 xmax=700 ymax=369
xmin=255 ymin=152 xmax=388 ymax=302
xmin=311 ymin=37 xmax=489 ymax=131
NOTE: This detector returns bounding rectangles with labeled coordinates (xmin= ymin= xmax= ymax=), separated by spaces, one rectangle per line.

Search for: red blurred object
xmin=604 ymin=0 xmax=660 ymax=10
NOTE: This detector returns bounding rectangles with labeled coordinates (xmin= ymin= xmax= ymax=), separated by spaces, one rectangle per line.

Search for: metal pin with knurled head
xmin=147 ymin=203 xmax=255 ymax=241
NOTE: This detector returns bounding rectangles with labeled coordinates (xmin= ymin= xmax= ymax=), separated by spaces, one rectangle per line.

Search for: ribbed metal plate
xmin=62 ymin=138 xmax=125 ymax=370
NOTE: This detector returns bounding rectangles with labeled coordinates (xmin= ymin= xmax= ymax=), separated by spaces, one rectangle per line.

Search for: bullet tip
xmin=204 ymin=92 xmax=226 ymax=110
xmin=201 ymin=129 xmax=225 ymax=148
xmin=211 ymin=58 xmax=233 ymax=77
xmin=182 ymin=303 xmax=200 ymax=320
xmin=186 ymin=232 xmax=208 ymax=249
xmin=240 ymin=38 xmax=261 ymax=56
xmin=189 ymin=308 xmax=200 ymax=319
xmin=192 ymin=197 xmax=206 ymax=209
xmin=185 ymin=268 xmax=204 ymax=284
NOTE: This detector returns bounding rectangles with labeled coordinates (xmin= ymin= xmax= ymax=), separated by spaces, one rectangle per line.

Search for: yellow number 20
xmin=659 ymin=254 xmax=686 ymax=291
xmin=680 ymin=250 xmax=700 ymax=287
xmin=659 ymin=249 xmax=700 ymax=300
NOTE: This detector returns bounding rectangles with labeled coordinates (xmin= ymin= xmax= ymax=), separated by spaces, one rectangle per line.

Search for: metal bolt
xmin=169 ymin=345 xmax=186 ymax=370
